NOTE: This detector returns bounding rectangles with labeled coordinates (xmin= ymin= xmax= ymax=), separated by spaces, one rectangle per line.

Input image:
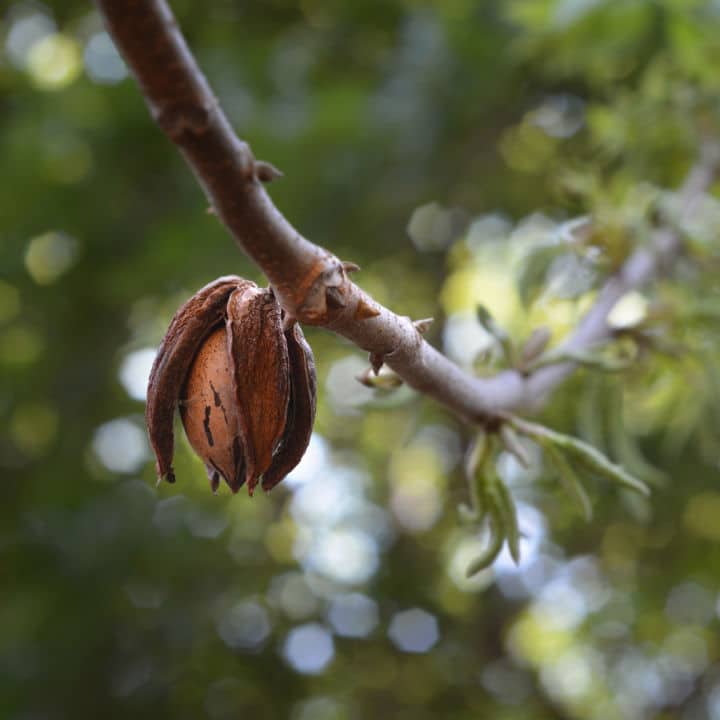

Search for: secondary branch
xmin=95 ymin=0 xmax=717 ymax=423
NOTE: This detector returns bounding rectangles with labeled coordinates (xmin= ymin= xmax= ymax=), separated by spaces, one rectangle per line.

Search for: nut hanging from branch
xmin=146 ymin=276 xmax=317 ymax=495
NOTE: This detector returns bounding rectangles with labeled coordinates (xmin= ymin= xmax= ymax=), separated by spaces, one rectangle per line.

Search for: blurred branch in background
xmin=524 ymin=141 xmax=720 ymax=409
xmin=95 ymin=0 xmax=718 ymax=428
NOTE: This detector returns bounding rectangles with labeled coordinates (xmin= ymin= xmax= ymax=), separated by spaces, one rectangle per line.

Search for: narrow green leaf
xmin=510 ymin=417 xmax=650 ymax=496
xmin=464 ymin=431 xmax=487 ymax=485
xmin=544 ymin=443 xmax=593 ymax=521
xmin=465 ymin=506 xmax=506 ymax=577
xmin=476 ymin=305 xmax=514 ymax=363
xmin=500 ymin=424 xmax=530 ymax=468
xmin=491 ymin=478 xmax=521 ymax=564
xmin=560 ymin=435 xmax=650 ymax=496
xmin=463 ymin=432 xmax=487 ymax=520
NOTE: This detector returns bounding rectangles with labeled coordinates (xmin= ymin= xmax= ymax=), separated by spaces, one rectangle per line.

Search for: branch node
xmin=355 ymin=298 xmax=381 ymax=320
xmin=325 ymin=285 xmax=347 ymax=310
xmin=296 ymin=258 xmax=348 ymax=323
xmin=153 ymin=100 xmax=213 ymax=140
xmin=413 ymin=317 xmax=434 ymax=335
xmin=254 ymin=160 xmax=283 ymax=183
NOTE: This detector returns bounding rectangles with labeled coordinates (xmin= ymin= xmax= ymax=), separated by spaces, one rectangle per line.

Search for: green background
xmin=2 ymin=1 xmax=720 ymax=718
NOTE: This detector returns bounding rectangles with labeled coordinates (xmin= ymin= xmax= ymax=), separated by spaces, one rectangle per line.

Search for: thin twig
xmin=95 ymin=0 xmax=719 ymax=422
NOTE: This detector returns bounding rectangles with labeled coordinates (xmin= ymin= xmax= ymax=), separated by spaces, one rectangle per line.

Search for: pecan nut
xmin=146 ymin=276 xmax=317 ymax=494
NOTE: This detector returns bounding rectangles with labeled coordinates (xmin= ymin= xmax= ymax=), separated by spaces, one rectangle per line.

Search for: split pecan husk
xmin=146 ymin=276 xmax=317 ymax=495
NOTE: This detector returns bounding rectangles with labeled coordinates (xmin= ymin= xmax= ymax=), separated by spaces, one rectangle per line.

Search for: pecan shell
xmin=262 ymin=322 xmax=317 ymax=491
xmin=146 ymin=276 xmax=317 ymax=494
xmin=225 ymin=284 xmax=289 ymax=494
xmin=146 ymin=276 xmax=249 ymax=483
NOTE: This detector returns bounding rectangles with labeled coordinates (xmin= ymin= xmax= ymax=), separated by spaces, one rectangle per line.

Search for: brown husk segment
xmin=179 ymin=327 xmax=246 ymax=492
xmin=226 ymin=286 xmax=290 ymax=494
xmin=146 ymin=276 xmax=252 ymax=482
xmin=262 ymin=323 xmax=317 ymax=491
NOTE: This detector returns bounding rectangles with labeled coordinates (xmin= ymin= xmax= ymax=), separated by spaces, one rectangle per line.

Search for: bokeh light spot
xmin=390 ymin=444 xmax=444 ymax=533
xmin=305 ymin=528 xmax=379 ymax=585
xmin=390 ymin=479 xmax=442 ymax=533
xmin=481 ymin=659 xmax=533 ymax=705
xmin=119 ymin=347 xmax=156 ymax=402
xmin=5 ymin=8 xmax=55 ymax=68
xmin=26 ymin=33 xmax=82 ymax=90
xmin=284 ymin=432 xmax=330 ymax=489
xmin=92 ymin=418 xmax=148 ymax=474
xmin=282 ymin=623 xmax=334 ymax=674
xmin=539 ymin=646 xmax=599 ymax=703
xmin=388 ymin=608 xmax=439 ymax=653
xmin=442 ymin=265 xmax=519 ymax=317
xmin=269 ymin=572 xmax=319 ymax=620
xmin=407 ymin=202 xmax=465 ymax=252
xmin=290 ymin=466 xmax=365 ymax=527
xmin=185 ymin=505 xmax=228 ymax=539
xmin=327 ymin=593 xmax=379 ymax=638
xmin=25 ymin=231 xmax=79 ymax=285
xmin=292 ymin=696 xmax=345 ymax=720
xmin=607 ymin=291 xmax=648 ymax=329
xmin=507 ymin=607 xmax=574 ymax=667
xmin=84 ymin=31 xmax=127 ymax=84
xmin=325 ymin=355 xmax=376 ymax=414
xmin=217 ymin=601 xmax=271 ymax=651
xmin=531 ymin=94 xmax=585 ymax=138
xmin=447 ymin=536 xmax=495 ymax=593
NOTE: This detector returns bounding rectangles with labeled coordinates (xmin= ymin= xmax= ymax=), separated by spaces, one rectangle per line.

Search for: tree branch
xmin=96 ymin=0 xmax=718 ymax=424
xmin=526 ymin=142 xmax=720 ymax=409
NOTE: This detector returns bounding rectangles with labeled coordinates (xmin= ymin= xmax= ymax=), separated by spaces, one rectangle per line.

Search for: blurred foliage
xmin=3 ymin=0 xmax=720 ymax=718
